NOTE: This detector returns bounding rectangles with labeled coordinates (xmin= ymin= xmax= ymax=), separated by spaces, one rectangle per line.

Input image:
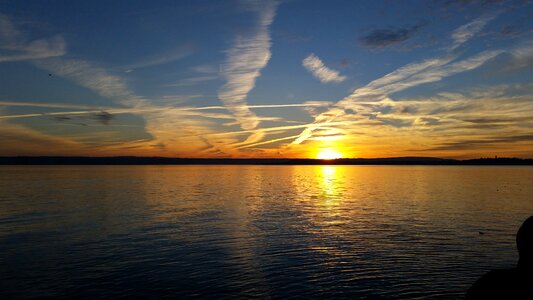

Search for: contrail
xmin=236 ymin=135 xmax=302 ymax=149
xmin=0 ymin=101 xmax=330 ymax=119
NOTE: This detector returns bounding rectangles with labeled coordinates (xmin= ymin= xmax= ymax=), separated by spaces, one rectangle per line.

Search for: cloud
xmin=301 ymin=100 xmax=333 ymax=118
xmin=34 ymin=58 xmax=148 ymax=107
xmin=506 ymin=41 xmax=533 ymax=69
xmin=332 ymin=49 xmax=502 ymax=111
xmin=0 ymin=100 xmax=331 ymax=120
xmin=498 ymin=25 xmax=525 ymax=37
xmin=30 ymin=58 xmax=232 ymax=155
xmin=0 ymin=100 xmax=113 ymax=110
xmin=166 ymin=75 xmax=218 ymax=87
xmin=191 ymin=64 xmax=218 ymax=74
xmin=0 ymin=14 xmax=246 ymax=156
xmin=92 ymin=111 xmax=114 ymax=125
xmin=162 ymin=63 xmax=220 ymax=87
xmin=461 ymin=116 xmax=533 ymax=123
xmin=0 ymin=14 xmax=65 ymax=62
xmin=302 ymin=54 xmax=347 ymax=83
xmin=123 ymin=43 xmax=193 ymax=70
xmin=0 ymin=107 xmax=237 ymax=121
xmin=378 ymin=117 xmax=413 ymax=128
xmin=0 ymin=120 xmax=86 ymax=156
xmin=182 ymin=121 xmax=363 ymax=139
xmin=289 ymin=18 xmax=507 ymax=146
xmin=450 ymin=15 xmax=496 ymax=49
xmin=52 ymin=116 xmax=71 ymax=122
xmin=359 ymin=24 xmax=421 ymax=49
xmin=430 ymin=134 xmax=533 ymax=150
xmin=218 ymin=0 xmax=278 ymax=131
xmin=415 ymin=117 xmax=441 ymax=126
xmin=236 ymin=134 xmax=301 ymax=149
xmin=151 ymin=142 xmax=166 ymax=150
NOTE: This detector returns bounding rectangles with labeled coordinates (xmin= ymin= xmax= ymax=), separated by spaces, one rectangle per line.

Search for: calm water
xmin=0 ymin=165 xmax=532 ymax=299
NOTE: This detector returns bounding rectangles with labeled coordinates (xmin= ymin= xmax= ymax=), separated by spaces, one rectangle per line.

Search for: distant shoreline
xmin=0 ymin=156 xmax=532 ymax=165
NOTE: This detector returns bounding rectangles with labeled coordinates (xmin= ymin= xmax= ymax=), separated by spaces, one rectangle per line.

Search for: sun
xmin=316 ymin=149 xmax=343 ymax=160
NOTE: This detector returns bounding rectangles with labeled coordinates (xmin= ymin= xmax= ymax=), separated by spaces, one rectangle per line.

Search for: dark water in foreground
xmin=0 ymin=165 xmax=532 ymax=299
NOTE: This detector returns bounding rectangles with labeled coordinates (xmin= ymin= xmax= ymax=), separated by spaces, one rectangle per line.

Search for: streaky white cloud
xmin=450 ymin=14 xmax=496 ymax=50
xmin=292 ymin=50 xmax=502 ymax=145
xmin=0 ymin=14 xmax=250 ymax=156
xmin=184 ymin=121 xmax=363 ymax=139
xmin=507 ymin=40 xmax=533 ymax=69
xmin=0 ymin=101 xmax=113 ymax=110
xmin=34 ymin=58 xmax=146 ymax=107
xmin=0 ymin=106 xmax=238 ymax=121
xmin=338 ymin=57 xmax=454 ymax=105
xmin=218 ymin=0 xmax=278 ymax=131
xmin=236 ymin=134 xmax=301 ymax=149
xmin=191 ymin=64 xmax=218 ymax=74
xmin=350 ymin=50 xmax=502 ymax=102
xmin=509 ymin=41 xmax=533 ymax=58
xmin=0 ymin=100 xmax=331 ymax=116
xmin=363 ymin=58 xmax=453 ymax=93
xmin=289 ymin=18 xmax=507 ymax=146
xmin=31 ymin=57 xmax=239 ymax=155
xmin=221 ymin=101 xmax=330 ymax=110
xmin=0 ymin=14 xmax=65 ymax=62
xmin=123 ymin=44 xmax=193 ymax=70
xmin=166 ymin=75 xmax=218 ymax=87
xmin=302 ymin=53 xmax=346 ymax=83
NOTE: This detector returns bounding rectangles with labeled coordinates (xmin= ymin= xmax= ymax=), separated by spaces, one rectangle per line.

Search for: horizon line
xmin=1 ymin=156 xmax=532 ymax=166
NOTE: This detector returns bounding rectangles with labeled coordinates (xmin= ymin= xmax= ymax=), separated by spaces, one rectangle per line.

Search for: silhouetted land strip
xmin=0 ymin=156 xmax=532 ymax=165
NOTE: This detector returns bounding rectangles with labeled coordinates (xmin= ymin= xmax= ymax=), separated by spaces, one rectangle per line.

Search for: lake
xmin=0 ymin=165 xmax=532 ymax=299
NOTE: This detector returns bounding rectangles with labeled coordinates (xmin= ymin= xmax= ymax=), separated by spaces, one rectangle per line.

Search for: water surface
xmin=1 ymin=165 xmax=532 ymax=299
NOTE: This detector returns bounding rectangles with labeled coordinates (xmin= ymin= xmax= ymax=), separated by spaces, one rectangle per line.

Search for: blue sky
xmin=0 ymin=0 xmax=532 ymax=158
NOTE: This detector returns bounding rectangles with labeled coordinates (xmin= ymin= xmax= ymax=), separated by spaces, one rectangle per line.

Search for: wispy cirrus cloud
xmin=218 ymin=0 xmax=278 ymax=131
xmin=302 ymin=54 xmax=346 ymax=83
xmin=123 ymin=43 xmax=194 ymax=71
xmin=0 ymin=100 xmax=330 ymax=117
xmin=165 ymin=75 xmax=218 ymax=87
xmin=22 ymin=52 xmax=232 ymax=155
xmin=191 ymin=64 xmax=218 ymax=74
xmin=34 ymin=58 xmax=146 ymax=107
xmin=292 ymin=50 xmax=504 ymax=145
xmin=289 ymin=17 xmax=505 ymax=146
xmin=0 ymin=91 xmax=330 ymax=156
xmin=0 ymin=14 xmax=65 ymax=62
xmin=164 ymin=63 xmax=220 ymax=87
xmin=450 ymin=14 xmax=496 ymax=49
xmin=429 ymin=134 xmax=533 ymax=151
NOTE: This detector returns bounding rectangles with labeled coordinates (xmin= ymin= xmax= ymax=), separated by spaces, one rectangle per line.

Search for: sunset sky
xmin=0 ymin=0 xmax=532 ymax=158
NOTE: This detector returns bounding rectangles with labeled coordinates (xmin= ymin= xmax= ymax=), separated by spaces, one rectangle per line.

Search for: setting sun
xmin=316 ymin=149 xmax=343 ymax=160
xmin=1 ymin=1 xmax=533 ymax=299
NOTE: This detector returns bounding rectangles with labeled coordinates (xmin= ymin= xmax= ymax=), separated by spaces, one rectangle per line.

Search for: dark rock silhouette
xmin=466 ymin=215 xmax=533 ymax=299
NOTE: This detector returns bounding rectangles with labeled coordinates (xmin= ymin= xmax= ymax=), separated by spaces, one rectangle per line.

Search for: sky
xmin=0 ymin=0 xmax=532 ymax=159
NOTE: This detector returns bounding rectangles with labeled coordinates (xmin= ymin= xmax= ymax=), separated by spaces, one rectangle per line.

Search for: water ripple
xmin=0 ymin=165 xmax=531 ymax=299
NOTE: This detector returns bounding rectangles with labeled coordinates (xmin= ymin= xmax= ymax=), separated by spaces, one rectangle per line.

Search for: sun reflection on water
xmin=2 ymin=166 xmax=532 ymax=298
xmin=320 ymin=166 xmax=338 ymax=199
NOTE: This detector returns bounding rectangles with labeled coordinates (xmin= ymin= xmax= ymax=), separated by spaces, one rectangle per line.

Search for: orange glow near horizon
xmin=316 ymin=148 xmax=343 ymax=160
